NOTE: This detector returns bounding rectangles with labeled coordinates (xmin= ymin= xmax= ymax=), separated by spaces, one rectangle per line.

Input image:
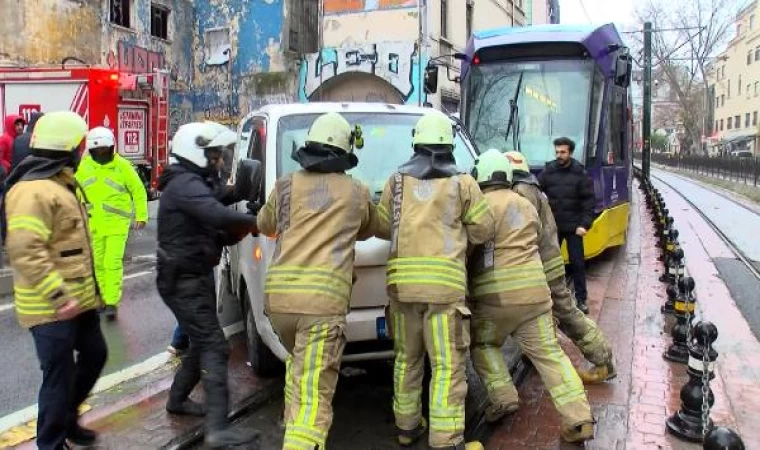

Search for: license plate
xmin=376 ymin=317 xmax=388 ymax=340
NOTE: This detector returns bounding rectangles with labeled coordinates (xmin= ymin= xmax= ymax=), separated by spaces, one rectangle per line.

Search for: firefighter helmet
xmin=86 ymin=127 xmax=116 ymax=150
xmin=30 ymin=111 xmax=88 ymax=153
xmin=306 ymin=112 xmax=363 ymax=153
xmin=412 ymin=111 xmax=455 ymax=148
xmin=505 ymin=151 xmax=530 ymax=173
xmin=171 ymin=121 xmax=237 ymax=168
xmin=472 ymin=149 xmax=512 ymax=186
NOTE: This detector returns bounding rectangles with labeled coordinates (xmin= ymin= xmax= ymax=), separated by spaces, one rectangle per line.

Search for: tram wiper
xmin=505 ymin=71 xmax=524 ymax=153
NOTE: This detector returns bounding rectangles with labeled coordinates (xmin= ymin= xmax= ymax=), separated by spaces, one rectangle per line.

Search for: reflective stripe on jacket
xmin=5 ymin=170 xmax=100 ymax=328
xmin=75 ymin=154 xmax=148 ymax=233
xmin=513 ymin=182 xmax=566 ymax=282
xmin=469 ymin=188 xmax=551 ymax=306
xmin=376 ymin=173 xmax=494 ymax=303
xmin=257 ymin=171 xmax=377 ymax=316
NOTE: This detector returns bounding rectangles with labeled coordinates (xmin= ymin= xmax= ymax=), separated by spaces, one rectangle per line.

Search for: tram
xmin=453 ymin=24 xmax=634 ymax=259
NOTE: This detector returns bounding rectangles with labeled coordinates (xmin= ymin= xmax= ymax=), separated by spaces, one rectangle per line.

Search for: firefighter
xmin=257 ymin=112 xmax=376 ymax=450
xmin=505 ymin=150 xmax=615 ymax=383
xmin=375 ymin=111 xmax=494 ymax=450
xmin=3 ymin=111 xmax=107 ymax=450
xmin=75 ymin=127 xmax=148 ymax=320
xmin=157 ymin=121 xmax=260 ymax=448
xmin=468 ymin=149 xmax=594 ymax=444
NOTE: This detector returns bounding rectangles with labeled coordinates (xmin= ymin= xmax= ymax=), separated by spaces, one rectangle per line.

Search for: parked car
xmin=217 ymin=102 xmax=480 ymax=375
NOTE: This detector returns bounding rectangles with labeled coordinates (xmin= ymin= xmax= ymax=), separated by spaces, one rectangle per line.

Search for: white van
xmin=219 ymin=102 xmax=480 ymax=375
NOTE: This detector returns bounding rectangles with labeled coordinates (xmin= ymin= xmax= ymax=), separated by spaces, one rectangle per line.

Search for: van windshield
xmin=276 ymin=113 xmax=476 ymax=194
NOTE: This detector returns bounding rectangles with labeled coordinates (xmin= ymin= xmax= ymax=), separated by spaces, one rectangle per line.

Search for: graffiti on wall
xmin=298 ymin=42 xmax=423 ymax=104
xmin=107 ymin=41 xmax=166 ymax=74
xmin=324 ymin=0 xmax=417 ymax=14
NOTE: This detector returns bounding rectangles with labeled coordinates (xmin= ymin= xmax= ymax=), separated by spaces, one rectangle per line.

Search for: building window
xmin=715 ymin=120 xmax=719 ymax=131
xmin=738 ymin=75 xmax=742 ymax=94
xmin=749 ymin=52 xmax=753 ymax=65
xmin=151 ymin=4 xmax=169 ymax=40
xmin=753 ymin=111 xmax=758 ymax=126
xmin=727 ymin=117 xmax=732 ymax=129
xmin=728 ymin=79 xmax=731 ymax=98
xmin=751 ymin=14 xmax=756 ymax=30
xmin=110 ymin=0 xmax=131 ymax=28
xmin=466 ymin=0 xmax=473 ymax=41
xmin=288 ymin=0 xmax=318 ymax=53
xmin=735 ymin=115 xmax=741 ymax=128
xmin=756 ymin=47 xmax=760 ymax=61
xmin=715 ymin=96 xmax=720 ymax=107
xmin=755 ymin=81 xmax=759 ymax=96
xmin=720 ymin=119 xmax=724 ymax=131
xmin=441 ymin=0 xmax=448 ymax=38
xmin=746 ymin=113 xmax=751 ymax=128
xmin=721 ymin=94 xmax=725 ymax=105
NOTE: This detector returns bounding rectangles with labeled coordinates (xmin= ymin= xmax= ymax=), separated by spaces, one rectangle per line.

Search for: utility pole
xmin=642 ymin=21 xmax=653 ymax=180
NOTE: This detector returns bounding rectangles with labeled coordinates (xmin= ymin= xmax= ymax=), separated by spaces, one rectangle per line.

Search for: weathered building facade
xmin=0 ymin=0 xmax=297 ymax=132
xmin=298 ymin=0 xmax=525 ymax=112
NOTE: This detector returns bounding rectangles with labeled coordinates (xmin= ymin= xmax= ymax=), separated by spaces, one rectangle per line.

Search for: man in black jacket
xmin=538 ymin=137 xmax=595 ymax=314
xmin=157 ymin=121 xmax=260 ymax=449
xmin=11 ymin=111 xmax=44 ymax=171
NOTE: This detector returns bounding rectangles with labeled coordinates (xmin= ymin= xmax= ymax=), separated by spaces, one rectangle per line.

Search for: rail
xmin=634 ymin=152 xmax=760 ymax=186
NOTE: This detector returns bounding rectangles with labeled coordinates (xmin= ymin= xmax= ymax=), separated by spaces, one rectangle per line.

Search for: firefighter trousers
xmin=388 ymin=299 xmax=471 ymax=448
xmin=269 ymin=313 xmax=346 ymax=450
xmin=471 ymin=302 xmax=593 ymax=429
xmin=92 ymin=231 xmax=129 ymax=307
xmin=549 ymin=276 xmax=612 ymax=366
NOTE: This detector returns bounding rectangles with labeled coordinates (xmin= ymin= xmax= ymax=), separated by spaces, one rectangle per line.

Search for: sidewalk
xmin=486 ymin=180 xmax=760 ymax=449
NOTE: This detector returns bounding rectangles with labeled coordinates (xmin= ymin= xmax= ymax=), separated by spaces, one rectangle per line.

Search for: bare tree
xmin=635 ymin=0 xmax=736 ymax=154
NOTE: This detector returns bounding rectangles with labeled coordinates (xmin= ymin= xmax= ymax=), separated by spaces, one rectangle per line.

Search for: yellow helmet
xmin=505 ymin=151 xmax=530 ymax=173
xmin=306 ymin=112 xmax=362 ymax=153
xmin=472 ymin=149 xmax=513 ymax=186
xmin=412 ymin=111 xmax=454 ymax=147
xmin=30 ymin=111 xmax=88 ymax=153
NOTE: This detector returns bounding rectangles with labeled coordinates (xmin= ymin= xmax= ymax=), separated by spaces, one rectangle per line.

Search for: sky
xmin=558 ymin=0 xmax=639 ymax=36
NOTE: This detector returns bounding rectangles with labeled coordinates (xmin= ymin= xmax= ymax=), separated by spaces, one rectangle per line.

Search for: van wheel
xmin=242 ymin=292 xmax=283 ymax=377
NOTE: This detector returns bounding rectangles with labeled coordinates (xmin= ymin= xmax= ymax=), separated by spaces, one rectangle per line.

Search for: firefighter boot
xmin=205 ymin=426 xmax=261 ymax=449
xmin=560 ymin=421 xmax=595 ymax=444
xmin=166 ymin=399 xmax=206 ymax=417
xmin=446 ymin=441 xmax=485 ymax=450
xmin=579 ymin=359 xmax=617 ymax=385
xmin=485 ymin=401 xmax=519 ymax=423
xmin=398 ymin=417 xmax=427 ymax=446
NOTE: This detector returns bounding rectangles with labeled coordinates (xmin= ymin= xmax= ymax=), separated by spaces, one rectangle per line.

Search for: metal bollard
xmin=664 ymin=277 xmax=696 ymax=361
xmin=660 ymin=242 xmax=683 ymax=282
xmin=666 ymin=321 xmax=719 ymax=442
xmin=703 ymin=427 xmax=745 ymax=450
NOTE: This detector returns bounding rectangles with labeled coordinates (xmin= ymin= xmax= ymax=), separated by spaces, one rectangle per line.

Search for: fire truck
xmin=0 ymin=66 xmax=170 ymax=200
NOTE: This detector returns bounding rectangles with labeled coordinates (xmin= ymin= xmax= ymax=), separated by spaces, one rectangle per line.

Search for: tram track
xmin=649 ymin=171 xmax=760 ymax=283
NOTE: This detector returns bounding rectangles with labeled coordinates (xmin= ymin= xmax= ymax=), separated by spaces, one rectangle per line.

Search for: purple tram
xmin=457 ymin=24 xmax=634 ymax=260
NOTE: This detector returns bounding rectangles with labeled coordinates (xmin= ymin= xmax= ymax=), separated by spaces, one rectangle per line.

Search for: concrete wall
xmin=300 ymin=1 xmax=426 ymax=106
xmin=0 ymin=0 xmax=103 ymax=66
xmin=192 ymin=0 xmax=296 ymax=126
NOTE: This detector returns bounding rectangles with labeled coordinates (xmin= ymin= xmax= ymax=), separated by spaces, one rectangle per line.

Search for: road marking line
xmin=123 ymin=270 xmax=153 ymax=280
xmin=0 ymin=304 xmax=13 ymax=313
xmin=0 ymin=352 xmax=171 ymax=434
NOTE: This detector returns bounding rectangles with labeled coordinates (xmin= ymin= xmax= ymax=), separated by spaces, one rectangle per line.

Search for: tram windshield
xmin=463 ymin=59 xmax=600 ymax=166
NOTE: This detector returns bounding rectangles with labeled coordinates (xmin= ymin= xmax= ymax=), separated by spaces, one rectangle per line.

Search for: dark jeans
xmin=171 ymin=324 xmax=189 ymax=349
xmin=558 ymin=232 xmax=588 ymax=302
xmin=30 ymin=310 xmax=108 ymax=450
xmin=161 ymin=272 xmax=230 ymax=430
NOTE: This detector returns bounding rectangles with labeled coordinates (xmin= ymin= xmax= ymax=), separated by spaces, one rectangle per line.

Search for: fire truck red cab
xmin=0 ymin=66 xmax=169 ymax=200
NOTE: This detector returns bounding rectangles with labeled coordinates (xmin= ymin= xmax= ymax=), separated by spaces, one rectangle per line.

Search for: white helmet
xmin=86 ymin=127 xmax=115 ymax=151
xmin=171 ymin=121 xmax=236 ymax=168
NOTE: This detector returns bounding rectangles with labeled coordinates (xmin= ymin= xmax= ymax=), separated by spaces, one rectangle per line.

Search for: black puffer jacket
xmin=537 ymin=158 xmax=595 ymax=234
xmin=157 ymin=162 xmax=255 ymax=274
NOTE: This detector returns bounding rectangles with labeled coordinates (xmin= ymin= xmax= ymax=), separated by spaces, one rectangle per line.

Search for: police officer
xmin=156 ymin=121 xmax=259 ymax=448
xmin=257 ymin=112 xmax=377 ymax=450
xmin=76 ymin=127 xmax=148 ymax=320
xmin=4 ymin=111 xmax=108 ymax=450
xmin=468 ymin=149 xmax=594 ymax=444
xmin=375 ymin=111 xmax=494 ymax=450
xmin=506 ymin=151 xmax=615 ymax=383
